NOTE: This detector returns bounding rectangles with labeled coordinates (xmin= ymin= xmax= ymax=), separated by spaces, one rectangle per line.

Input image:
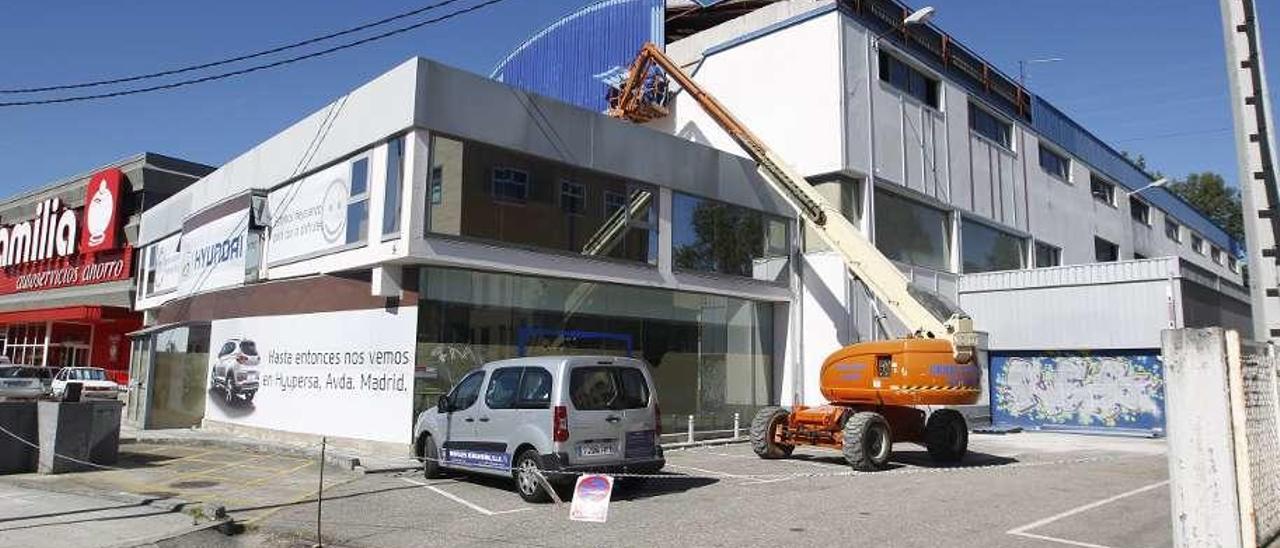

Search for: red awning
xmin=0 ymin=306 xmax=135 ymax=324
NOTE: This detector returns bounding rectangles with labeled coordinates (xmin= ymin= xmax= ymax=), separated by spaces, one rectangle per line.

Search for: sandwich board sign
xmin=569 ymin=474 xmax=614 ymax=523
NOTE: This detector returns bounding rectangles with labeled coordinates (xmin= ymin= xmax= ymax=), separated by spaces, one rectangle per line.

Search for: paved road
xmin=245 ymin=433 xmax=1171 ymax=548
xmin=0 ymin=483 xmax=196 ymax=548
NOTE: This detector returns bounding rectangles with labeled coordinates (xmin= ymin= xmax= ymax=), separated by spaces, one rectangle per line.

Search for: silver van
xmin=412 ymin=356 xmax=665 ymax=502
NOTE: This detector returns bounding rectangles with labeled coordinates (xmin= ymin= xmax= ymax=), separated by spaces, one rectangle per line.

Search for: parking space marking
xmin=1006 ymin=479 xmax=1169 ymax=548
xmin=399 ymin=478 xmax=530 ymax=516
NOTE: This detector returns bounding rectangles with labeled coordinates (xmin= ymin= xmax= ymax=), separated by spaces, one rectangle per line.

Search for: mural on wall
xmin=991 ymin=351 xmax=1164 ymax=431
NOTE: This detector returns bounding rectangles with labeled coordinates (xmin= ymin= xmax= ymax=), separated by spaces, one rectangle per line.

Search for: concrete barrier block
xmin=0 ymin=401 xmax=38 ymax=474
xmin=37 ymin=401 xmax=124 ymax=474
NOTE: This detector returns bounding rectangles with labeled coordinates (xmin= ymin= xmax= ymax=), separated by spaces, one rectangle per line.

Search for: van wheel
xmin=514 ymin=449 xmax=551 ymax=503
xmin=420 ymin=435 xmax=443 ymax=479
xmin=750 ymin=407 xmax=794 ymax=459
xmin=924 ymin=409 xmax=968 ymax=463
xmin=843 ymin=412 xmax=892 ymax=471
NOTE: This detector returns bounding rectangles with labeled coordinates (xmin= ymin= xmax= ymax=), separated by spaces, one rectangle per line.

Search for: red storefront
xmin=0 ymin=155 xmax=213 ymax=383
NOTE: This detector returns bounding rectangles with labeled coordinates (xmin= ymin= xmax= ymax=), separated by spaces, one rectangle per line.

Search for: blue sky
xmin=0 ymin=0 xmax=1275 ymax=196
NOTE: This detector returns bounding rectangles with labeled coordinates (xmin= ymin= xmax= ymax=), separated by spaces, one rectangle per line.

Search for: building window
xmin=560 ymin=180 xmax=586 ymax=215
xmin=874 ymin=189 xmax=951 ymax=271
xmin=1034 ymin=241 xmax=1061 ymax=268
xmin=1229 ymin=255 xmax=1239 ymax=272
xmin=1191 ymin=234 xmax=1205 ymax=254
xmin=1130 ymin=197 xmax=1151 ymax=225
xmin=969 ymin=102 xmax=1012 ymax=149
xmin=1211 ymin=246 xmax=1224 ymax=265
xmin=1038 ymin=144 xmax=1070 ymax=181
xmin=347 ymin=157 xmax=370 ymax=244
xmin=430 ymin=166 xmax=443 ymax=205
xmin=962 ymin=220 xmax=1026 ymax=273
xmin=1165 ymin=219 xmax=1182 ymax=243
xmin=428 ymin=136 xmax=657 ymax=264
xmin=1090 ymin=174 xmax=1116 ymax=206
xmin=673 ymin=192 xmax=790 ymax=283
xmin=382 ymin=136 xmax=405 ymax=237
xmin=3 ymin=323 xmax=47 ymax=366
xmin=1094 ymin=237 xmax=1119 ymax=262
xmin=415 ymin=267 xmax=776 ymax=435
xmin=492 ymin=167 xmax=530 ymax=204
xmin=878 ymin=50 xmax=940 ymax=109
xmin=603 ymin=191 xmax=627 ymax=218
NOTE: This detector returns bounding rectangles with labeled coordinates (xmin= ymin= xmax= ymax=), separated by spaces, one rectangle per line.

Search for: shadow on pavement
xmin=786 ymin=449 xmax=1018 ymax=470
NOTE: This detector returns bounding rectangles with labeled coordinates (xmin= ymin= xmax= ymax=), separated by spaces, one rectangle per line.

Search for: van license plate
xmin=577 ymin=442 xmax=615 ymax=457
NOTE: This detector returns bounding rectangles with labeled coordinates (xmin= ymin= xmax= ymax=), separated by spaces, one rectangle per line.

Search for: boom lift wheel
xmin=750 ymin=407 xmax=794 ymax=459
xmin=924 ymin=408 xmax=968 ymax=463
xmin=842 ymin=412 xmax=892 ymax=471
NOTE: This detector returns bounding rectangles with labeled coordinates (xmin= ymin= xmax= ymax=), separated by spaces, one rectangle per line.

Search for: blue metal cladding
xmin=490 ymin=0 xmax=664 ymax=113
xmin=990 ymin=350 xmax=1165 ymax=435
xmin=1032 ymin=97 xmax=1243 ymax=257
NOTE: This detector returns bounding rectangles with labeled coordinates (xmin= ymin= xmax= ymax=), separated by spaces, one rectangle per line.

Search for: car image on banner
xmin=204 ymin=307 xmax=417 ymax=444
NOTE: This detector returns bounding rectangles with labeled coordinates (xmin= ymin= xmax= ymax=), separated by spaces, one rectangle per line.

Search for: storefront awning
xmin=0 ymin=306 xmax=135 ymax=325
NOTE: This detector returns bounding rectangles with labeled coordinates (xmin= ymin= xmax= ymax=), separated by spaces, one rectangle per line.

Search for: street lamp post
xmin=871 ymin=6 xmax=936 ymax=44
xmin=1128 ymin=177 xmax=1170 ymax=197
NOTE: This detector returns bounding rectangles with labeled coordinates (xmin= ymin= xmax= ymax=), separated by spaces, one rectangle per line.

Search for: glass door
xmin=126 ymin=336 xmax=152 ymax=426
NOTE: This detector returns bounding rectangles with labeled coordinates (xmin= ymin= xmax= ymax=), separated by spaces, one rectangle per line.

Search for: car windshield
xmin=239 ymin=341 xmax=258 ymax=356
xmin=67 ymin=368 xmax=107 ymax=381
xmin=569 ymin=366 xmax=650 ymax=410
xmin=0 ymin=366 xmax=20 ymax=378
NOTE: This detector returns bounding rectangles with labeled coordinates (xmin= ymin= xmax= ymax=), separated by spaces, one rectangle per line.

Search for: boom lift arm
xmin=608 ymin=42 xmax=979 ymax=363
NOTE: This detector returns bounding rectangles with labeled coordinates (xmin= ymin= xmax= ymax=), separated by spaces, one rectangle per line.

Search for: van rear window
xmin=569 ymin=367 xmax=649 ymax=410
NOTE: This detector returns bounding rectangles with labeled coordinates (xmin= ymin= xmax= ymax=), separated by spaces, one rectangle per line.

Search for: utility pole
xmin=1220 ymin=0 xmax=1280 ymax=344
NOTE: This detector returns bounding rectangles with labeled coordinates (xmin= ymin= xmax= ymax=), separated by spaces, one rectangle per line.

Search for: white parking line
xmin=1006 ymin=479 xmax=1170 ymax=548
xmin=400 ymin=477 xmax=531 ymax=516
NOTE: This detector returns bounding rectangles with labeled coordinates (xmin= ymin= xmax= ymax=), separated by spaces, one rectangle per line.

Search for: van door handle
xmin=605 ymin=416 xmax=621 ymax=423
xmin=478 ymin=417 xmax=490 ymax=422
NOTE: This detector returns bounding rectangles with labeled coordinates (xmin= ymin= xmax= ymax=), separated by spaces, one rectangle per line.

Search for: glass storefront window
xmin=4 ymin=322 xmax=48 ymax=366
xmin=414 ymin=267 xmax=777 ymax=434
xmin=961 ymin=219 xmax=1026 ymax=273
xmin=427 ymin=135 xmax=658 ymax=264
xmin=874 ymin=189 xmax=951 ymax=271
xmin=672 ymin=192 xmax=790 ymax=282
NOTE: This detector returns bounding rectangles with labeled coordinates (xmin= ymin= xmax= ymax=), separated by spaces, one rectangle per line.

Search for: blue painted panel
xmin=991 ymin=350 xmax=1165 ymax=433
xmin=1032 ymin=98 xmax=1242 ymax=257
xmin=491 ymin=0 xmax=664 ymax=113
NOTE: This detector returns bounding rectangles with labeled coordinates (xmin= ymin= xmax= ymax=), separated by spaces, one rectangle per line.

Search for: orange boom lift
xmin=609 ymin=43 xmax=984 ymax=470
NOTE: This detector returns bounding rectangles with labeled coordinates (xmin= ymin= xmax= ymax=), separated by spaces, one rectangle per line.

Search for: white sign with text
xmin=204 ymin=306 xmax=417 ymax=444
xmin=266 ymin=160 xmax=354 ymax=265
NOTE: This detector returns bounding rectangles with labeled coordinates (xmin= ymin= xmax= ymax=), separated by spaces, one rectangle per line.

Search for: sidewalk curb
xmin=104 ymin=518 xmax=234 ymax=548
xmin=0 ymin=475 xmax=192 ymax=513
xmin=663 ymin=437 xmax=749 ymax=450
xmin=123 ymin=434 xmax=367 ymax=472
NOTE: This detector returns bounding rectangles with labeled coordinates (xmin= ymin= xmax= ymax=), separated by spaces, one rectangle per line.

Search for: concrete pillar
xmin=1161 ymin=327 xmax=1246 ymax=548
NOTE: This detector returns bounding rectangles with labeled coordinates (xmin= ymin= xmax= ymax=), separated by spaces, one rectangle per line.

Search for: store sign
xmin=266 ymin=160 xmax=352 ymax=265
xmin=149 ymin=233 xmax=181 ymax=295
xmin=144 ymin=210 xmax=248 ymax=302
xmin=0 ymin=168 xmax=130 ymax=295
xmin=204 ymin=307 xmax=417 ymax=444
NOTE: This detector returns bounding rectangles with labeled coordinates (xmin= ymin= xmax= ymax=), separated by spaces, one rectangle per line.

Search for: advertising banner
xmin=178 ymin=210 xmax=248 ymax=297
xmin=148 ymin=233 xmax=181 ymax=294
xmin=267 ymin=160 xmax=354 ymax=265
xmin=204 ymin=307 xmax=417 ymax=444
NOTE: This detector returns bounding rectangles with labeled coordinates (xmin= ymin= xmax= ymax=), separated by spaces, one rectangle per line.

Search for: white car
xmin=0 ymin=365 xmax=53 ymax=400
xmin=413 ymin=356 xmax=664 ymax=502
xmin=51 ymin=367 xmax=121 ymax=401
xmin=210 ymin=338 xmax=260 ymax=403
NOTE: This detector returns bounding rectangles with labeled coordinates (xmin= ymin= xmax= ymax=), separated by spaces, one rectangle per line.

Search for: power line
xmin=0 ymin=0 xmax=469 ymax=94
xmin=0 ymin=0 xmax=512 ymax=108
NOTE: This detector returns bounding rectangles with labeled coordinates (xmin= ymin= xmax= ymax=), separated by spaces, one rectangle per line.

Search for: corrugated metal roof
xmin=490 ymin=0 xmax=664 ymax=113
xmin=958 ymin=257 xmax=1180 ymax=293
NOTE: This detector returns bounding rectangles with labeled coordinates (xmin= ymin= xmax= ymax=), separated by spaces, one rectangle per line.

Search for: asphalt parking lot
xmin=249 ymin=432 xmax=1171 ymax=548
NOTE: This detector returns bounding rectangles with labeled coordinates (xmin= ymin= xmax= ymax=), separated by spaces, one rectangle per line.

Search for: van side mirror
xmin=437 ymin=395 xmax=451 ymax=413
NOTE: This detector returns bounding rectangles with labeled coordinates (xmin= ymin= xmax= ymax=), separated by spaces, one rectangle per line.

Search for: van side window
xmin=516 ymin=368 xmax=552 ymax=409
xmin=450 ymin=371 xmax=485 ymax=411
xmin=484 ymin=368 xmax=523 ymax=409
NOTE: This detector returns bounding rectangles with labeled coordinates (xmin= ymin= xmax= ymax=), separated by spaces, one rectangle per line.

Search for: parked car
xmin=51 ymin=367 xmax=122 ymax=400
xmin=0 ymin=365 xmax=55 ymax=400
xmin=412 ymin=356 xmax=665 ymax=502
xmin=211 ymin=338 xmax=260 ymax=403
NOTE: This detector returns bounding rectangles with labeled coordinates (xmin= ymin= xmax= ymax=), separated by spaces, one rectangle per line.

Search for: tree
xmin=1167 ymin=172 xmax=1245 ymax=243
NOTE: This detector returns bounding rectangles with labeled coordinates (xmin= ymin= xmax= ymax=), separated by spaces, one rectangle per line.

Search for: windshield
xmin=239 ymin=340 xmax=258 ymax=356
xmin=67 ymin=368 xmax=107 ymax=381
xmin=0 ymin=367 xmax=20 ymax=378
